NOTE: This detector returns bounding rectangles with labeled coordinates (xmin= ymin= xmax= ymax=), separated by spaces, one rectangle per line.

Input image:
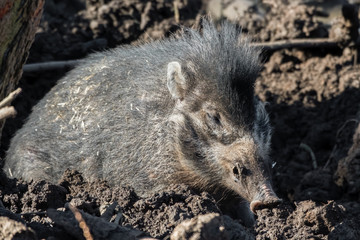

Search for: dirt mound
xmin=1 ymin=0 xmax=360 ymax=239
xmin=28 ymin=0 xmax=202 ymax=63
xmin=255 ymin=200 xmax=360 ymax=239
xmin=239 ymin=2 xmax=328 ymax=41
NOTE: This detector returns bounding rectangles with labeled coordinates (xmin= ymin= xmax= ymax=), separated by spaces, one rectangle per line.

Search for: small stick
xmin=299 ymin=143 xmax=317 ymax=169
xmin=68 ymin=203 xmax=94 ymax=240
xmin=251 ymin=38 xmax=340 ymax=51
xmin=23 ymin=60 xmax=80 ymax=73
xmin=0 ymin=88 xmax=22 ymax=109
xmin=0 ymin=106 xmax=17 ymax=120
xmin=174 ymin=0 xmax=180 ymax=23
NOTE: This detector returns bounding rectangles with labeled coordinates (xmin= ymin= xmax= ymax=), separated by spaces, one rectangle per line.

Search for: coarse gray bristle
xmin=177 ymin=18 xmax=262 ymax=125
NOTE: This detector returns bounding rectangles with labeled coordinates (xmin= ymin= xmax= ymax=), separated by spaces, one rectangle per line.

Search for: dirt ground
xmin=1 ymin=0 xmax=360 ymax=239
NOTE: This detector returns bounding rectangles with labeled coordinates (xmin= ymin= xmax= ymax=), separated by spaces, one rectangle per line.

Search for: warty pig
xmin=5 ymin=19 xmax=281 ymax=225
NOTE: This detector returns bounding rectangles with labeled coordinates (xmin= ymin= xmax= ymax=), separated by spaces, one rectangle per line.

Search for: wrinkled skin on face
xmin=167 ymin=61 xmax=281 ymax=225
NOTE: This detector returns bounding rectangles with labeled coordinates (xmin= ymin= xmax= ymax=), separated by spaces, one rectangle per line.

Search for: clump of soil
xmin=1 ymin=0 xmax=360 ymax=239
xmin=59 ymin=170 xmax=221 ymax=239
xmin=0 ymin=169 xmax=222 ymax=239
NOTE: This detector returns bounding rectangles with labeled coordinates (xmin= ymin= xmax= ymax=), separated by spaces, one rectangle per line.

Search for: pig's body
xmin=7 ymin=40 xmax=181 ymax=195
xmin=5 ymin=20 xmax=280 ymax=225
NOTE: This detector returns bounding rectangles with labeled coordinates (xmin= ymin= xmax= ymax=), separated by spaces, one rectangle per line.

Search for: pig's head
xmin=165 ymin=20 xmax=281 ymax=216
xmin=167 ymin=60 xmax=281 ymax=214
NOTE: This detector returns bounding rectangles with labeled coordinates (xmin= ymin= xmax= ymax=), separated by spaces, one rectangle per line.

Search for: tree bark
xmin=0 ymin=0 xmax=44 ymax=139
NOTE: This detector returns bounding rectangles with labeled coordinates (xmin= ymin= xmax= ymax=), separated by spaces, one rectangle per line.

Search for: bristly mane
xmin=178 ymin=18 xmax=262 ymax=126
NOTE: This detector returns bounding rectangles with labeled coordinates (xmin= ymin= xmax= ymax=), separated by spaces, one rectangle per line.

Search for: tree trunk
xmin=0 ymin=0 xmax=44 ymax=140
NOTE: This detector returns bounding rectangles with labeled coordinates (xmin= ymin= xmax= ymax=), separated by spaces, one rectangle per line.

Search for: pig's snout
xmin=250 ymin=183 xmax=282 ymax=213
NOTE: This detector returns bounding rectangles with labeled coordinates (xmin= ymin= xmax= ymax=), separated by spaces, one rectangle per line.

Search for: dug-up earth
xmin=1 ymin=0 xmax=360 ymax=239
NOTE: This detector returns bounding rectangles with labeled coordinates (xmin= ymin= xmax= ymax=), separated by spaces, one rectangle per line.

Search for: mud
xmin=1 ymin=0 xmax=360 ymax=239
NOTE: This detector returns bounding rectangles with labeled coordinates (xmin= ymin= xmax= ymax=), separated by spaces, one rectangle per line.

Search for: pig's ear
xmin=167 ymin=61 xmax=187 ymax=100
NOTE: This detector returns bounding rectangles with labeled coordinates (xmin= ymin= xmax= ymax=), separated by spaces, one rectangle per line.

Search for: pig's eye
xmin=233 ymin=165 xmax=251 ymax=180
xmin=206 ymin=112 xmax=221 ymax=125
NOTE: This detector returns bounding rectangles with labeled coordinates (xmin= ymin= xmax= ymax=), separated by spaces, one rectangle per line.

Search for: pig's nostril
xmin=250 ymin=198 xmax=282 ymax=213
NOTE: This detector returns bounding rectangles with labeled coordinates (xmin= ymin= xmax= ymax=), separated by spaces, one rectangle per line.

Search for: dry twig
xmin=173 ymin=0 xmax=180 ymax=23
xmin=0 ymin=106 xmax=17 ymax=120
xmin=0 ymin=88 xmax=22 ymax=121
xmin=0 ymin=88 xmax=22 ymax=109
xmin=68 ymin=203 xmax=94 ymax=240
xmin=23 ymin=60 xmax=81 ymax=73
xmin=251 ymin=38 xmax=340 ymax=51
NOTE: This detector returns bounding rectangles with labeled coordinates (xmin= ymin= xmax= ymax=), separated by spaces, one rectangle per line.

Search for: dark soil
xmin=1 ymin=0 xmax=360 ymax=239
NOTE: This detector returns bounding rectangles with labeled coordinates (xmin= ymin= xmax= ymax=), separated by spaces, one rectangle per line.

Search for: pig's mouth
xmin=249 ymin=182 xmax=282 ymax=213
